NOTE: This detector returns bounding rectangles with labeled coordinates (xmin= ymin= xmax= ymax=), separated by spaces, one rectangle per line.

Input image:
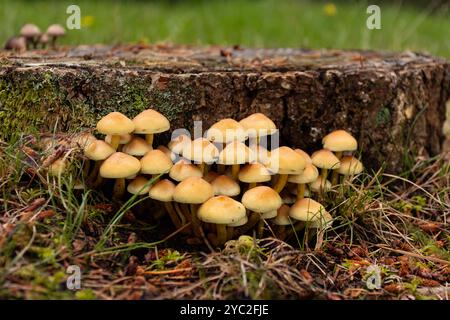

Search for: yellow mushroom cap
xmin=241 ymin=186 xmax=282 ymax=213
xmin=294 ymin=148 xmax=312 ymax=164
xmin=261 ymin=209 xmax=278 ymax=219
xmin=228 ymin=215 xmax=248 ymax=227
xmin=310 ymin=176 xmax=332 ymax=192
xmin=96 ymin=112 xmax=134 ymax=135
xmin=140 ymin=149 xmax=173 ymax=174
xmin=105 ymin=133 xmax=132 ymax=145
xmin=267 ymin=146 xmax=306 ymax=174
xmin=197 ymin=196 xmax=246 ymax=224
xmin=273 ymin=204 xmax=291 ymax=225
xmin=239 ymin=113 xmax=277 ymax=137
xmin=100 ymin=152 xmax=141 ymax=178
xmin=238 ymin=163 xmax=271 ymax=183
xmin=157 ymin=145 xmax=177 ymax=162
xmin=211 ymin=175 xmax=241 ymax=196
xmin=127 ymin=176 xmax=151 ymax=195
xmin=84 ymin=140 xmax=115 ymax=161
xmin=206 ymin=118 xmax=248 ymax=143
xmin=322 ymin=130 xmax=357 ymax=152
xmin=148 ymin=179 xmax=175 ymax=202
xmin=311 ymin=149 xmax=341 ymax=170
xmin=173 ymin=177 xmax=213 ymax=204
xmin=169 ymin=159 xmax=202 ymax=181
xmin=132 ymin=109 xmax=170 ymax=134
xmin=337 ymin=156 xmax=364 ymax=175
xmin=288 ymin=163 xmax=319 ymax=184
xmin=218 ymin=141 xmax=254 ymax=165
xmin=168 ymin=134 xmax=191 ymax=155
xmin=203 ymin=171 xmax=220 ymax=183
xmin=182 ymin=138 xmax=219 ymax=164
xmin=289 ymin=198 xmax=327 ymax=222
xmin=122 ymin=137 xmax=152 ymax=157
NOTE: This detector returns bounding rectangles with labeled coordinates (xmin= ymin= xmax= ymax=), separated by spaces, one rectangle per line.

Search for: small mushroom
xmin=267 ymin=146 xmax=306 ymax=193
xmin=239 ymin=113 xmax=277 ymax=146
xmin=46 ymin=24 xmax=66 ymax=49
xmin=83 ymin=139 xmax=115 ymax=186
xmin=239 ymin=186 xmax=282 ymax=238
xmin=20 ymin=23 xmax=41 ymax=49
xmin=238 ymin=162 xmax=271 ymax=190
xmin=173 ymin=177 xmax=213 ymax=238
xmin=182 ymin=138 xmax=219 ymax=175
xmin=288 ymin=163 xmax=319 ymax=201
xmin=148 ymin=179 xmax=181 ymax=229
xmin=169 ymin=159 xmax=203 ymax=182
xmin=4 ymin=36 xmax=26 ymax=52
xmin=122 ymin=136 xmax=152 ymax=158
xmin=211 ymin=175 xmax=240 ymax=197
xmin=311 ymin=149 xmax=340 ymax=195
xmin=97 ymin=112 xmax=135 ymax=150
xmin=127 ymin=176 xmax=151 ymax=195
xmin=198 ymin=196 xmax=246 ymax=246
xmin=217 ymin=141 xmax=253 ymax=180
xmin=322 ymin=130 xmax=358 ymax=184
xmin=99 ymin=152 xmax=141 ymax=199
xmin=140 ymin=149 xmax=173 ymax=182
xmin=289 ymin=198 xmax=330 ymax=249
xmin=132 ymin=109 xmax=170 ymax=147
xmin=310 ymin=176 xmax=332 ymax=193
xmin=206 ymin=118 xmax=248 ymax=150
xmin=337 ymin=156 xmax=364 ymax=183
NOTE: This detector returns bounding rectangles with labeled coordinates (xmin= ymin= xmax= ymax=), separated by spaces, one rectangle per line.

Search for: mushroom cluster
xmin=72 ymin=109 xmax=363 ymax=249
xmin=4 ymin=23 xmax=65 ymax=52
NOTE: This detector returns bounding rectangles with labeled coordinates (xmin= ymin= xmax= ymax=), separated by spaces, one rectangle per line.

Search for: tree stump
xmin=0 ymin=45 xmax=448 ymax=173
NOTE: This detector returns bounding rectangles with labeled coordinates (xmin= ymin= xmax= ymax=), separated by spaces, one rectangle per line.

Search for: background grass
xmin=0 ymin=0 xmax=449 ymax=59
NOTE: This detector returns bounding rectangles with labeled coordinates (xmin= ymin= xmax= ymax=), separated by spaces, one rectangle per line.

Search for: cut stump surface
xmin=0 ymin=44 xmax=449 ymax=173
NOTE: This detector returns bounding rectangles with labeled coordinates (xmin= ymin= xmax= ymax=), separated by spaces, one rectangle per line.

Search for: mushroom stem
xmin=190 ymin=204 xmax=202 ymax=237
xmin=285 ymin=221 xmax=305 ymax=240
xmin=112 ymin=178 xmax=125 ymax=199
xmin=330 ymin=151 xmax=343 ymax=185
xmin=164 ymin=201 xmax=181 ymax=228
xmin=257 ymin=218 xmax=265 ymax=238
xmin=273 ymin=174 xmax=288 ymax=193
xmin=320 ymin=168 xmax=328 ymax=194
xmin=109 ymin=135 xmax=121 ymax=151
xmin=216 ymin=224 xmax=227 ymax=246
xmin=248 ymin=182 xmax=257 ymax=190
xmin=227 ymin=227 xmax=234 ymax=240
xmin=145 ymin=134 xmax=154 ymax=147
xmin=90 ymin=161 xmax=104 ymax=187
xmin=231 ymin=164 xmax=240 ymax=180
xmin=198 ymin=162 xmax=206 ymax=175
xmin=174 ymin=203 xmax=187 ymax=226
xmin=297 ymin=183 xmax=305 ymax=201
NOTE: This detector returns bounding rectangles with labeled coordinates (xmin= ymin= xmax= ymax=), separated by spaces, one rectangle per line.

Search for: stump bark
xmin=0 ymin=45 xmax=449 ymax=173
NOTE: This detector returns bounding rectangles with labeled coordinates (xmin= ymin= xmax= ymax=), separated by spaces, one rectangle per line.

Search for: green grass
xmin=0 ymin=0 xmax=449 ymax=59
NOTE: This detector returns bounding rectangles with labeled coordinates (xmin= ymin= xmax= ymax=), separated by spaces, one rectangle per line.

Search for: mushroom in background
xmin=20 ymin=23 xmax=41 ymax=49
xmin=46 ymin=24 xmax=66 ymax=49
xmin=4 ymin=36 xmax=27 ymax=52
